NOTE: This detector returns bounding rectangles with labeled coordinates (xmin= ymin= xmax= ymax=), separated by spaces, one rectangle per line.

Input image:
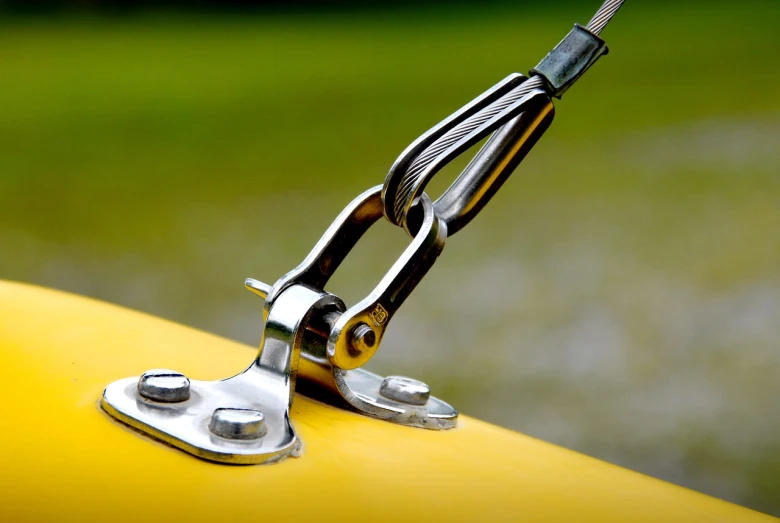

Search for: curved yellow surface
xmin=0 ymin=280 xmax=773 ymax=523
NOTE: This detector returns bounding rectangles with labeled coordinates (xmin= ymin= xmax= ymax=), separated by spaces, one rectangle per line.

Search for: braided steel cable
xmin=389 ymin=0 xmax=626 ymax=224
xmin=392 ymin=76 xmax=545 ymax=220
xmin=586 ymin=0 xmax=626 ymax=35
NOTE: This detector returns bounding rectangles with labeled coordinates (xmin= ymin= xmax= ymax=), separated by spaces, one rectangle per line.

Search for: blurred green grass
xmin=1 ymin=0 xmax=779 ymax=515
xmin=3 ymin=2 xmax=779 ymax=229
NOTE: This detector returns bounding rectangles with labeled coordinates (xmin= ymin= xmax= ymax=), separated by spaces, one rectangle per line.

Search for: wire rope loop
xmin=382 ymin=76 xmax=554 ymax=237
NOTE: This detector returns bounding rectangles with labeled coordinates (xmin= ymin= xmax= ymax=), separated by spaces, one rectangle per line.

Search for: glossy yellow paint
xmin=0 ymin=280 xmax=773 ymax=523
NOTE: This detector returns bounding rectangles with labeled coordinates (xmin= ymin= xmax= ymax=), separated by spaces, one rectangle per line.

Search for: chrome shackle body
xmin=257 ymin=185 xmax=446 ymax=371
xmin=243 ymin=186 xmax=457 ymax=430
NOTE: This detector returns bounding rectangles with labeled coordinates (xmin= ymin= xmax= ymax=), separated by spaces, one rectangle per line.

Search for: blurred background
xmin=1 ymin=0 xmax=779 ymax=514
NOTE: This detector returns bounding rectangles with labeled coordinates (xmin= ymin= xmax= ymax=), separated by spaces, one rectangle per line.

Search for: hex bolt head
xmin=349 ymin=323 xmax=376 ymax=353
xmin=138 ymin=369 xmax=191 ymax=403
xmin=378 ymin=376 xmax=430 ymax=406
xmin=209 ymin=408 xmax=267 ymax=440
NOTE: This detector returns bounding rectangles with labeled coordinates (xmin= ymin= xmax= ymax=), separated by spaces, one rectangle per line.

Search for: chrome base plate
xmin=335 ymin=368 xmax=458 ymax=430
xmin=101 ymin=363 xmax=302 ymax=465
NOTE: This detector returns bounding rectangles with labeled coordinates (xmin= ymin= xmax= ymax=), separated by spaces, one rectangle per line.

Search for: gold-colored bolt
xmin=349 ymin=323 xmax=376 ymax=353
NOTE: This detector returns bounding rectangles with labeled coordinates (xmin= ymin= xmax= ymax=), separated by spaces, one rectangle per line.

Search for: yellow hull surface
xmin=0 ymin=280 xmax=773 ymax=522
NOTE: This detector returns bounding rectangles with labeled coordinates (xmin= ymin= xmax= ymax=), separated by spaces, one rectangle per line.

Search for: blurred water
xmin=1 ymin=2 xmax=779 ymax=514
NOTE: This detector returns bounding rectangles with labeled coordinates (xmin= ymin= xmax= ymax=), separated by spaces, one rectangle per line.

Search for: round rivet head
xmin=138 ymin=369 xmax=190 ymax=403
xmin=209 ymin=408 xmax=267 ymax=440
xmin=379 ymin=376 xmax=430 ymax=406
xmin=349 ymin=323 xmax=376 ymax=353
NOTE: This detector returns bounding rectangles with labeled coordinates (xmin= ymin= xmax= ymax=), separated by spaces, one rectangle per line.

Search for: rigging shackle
xmin=266 ymin=185 xmax=447 ymax=370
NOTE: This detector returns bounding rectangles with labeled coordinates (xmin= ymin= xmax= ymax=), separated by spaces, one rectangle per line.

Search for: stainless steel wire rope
xmin=384 ymin=0 xmax=626 ymax=230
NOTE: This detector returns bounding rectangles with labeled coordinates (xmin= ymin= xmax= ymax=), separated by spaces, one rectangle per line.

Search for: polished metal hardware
xmin=102 ymin=187 xmax=457 ymax=465
xmin=379 ymin=376 xmax=431 ymax=406
xmin=137 ymin=369 xmax=190 ymax=403
xmin=209 ymin=408 xmax=267 ymax=440
xmin=382 ymin=75 xmax=554 ymax=236
xmin=381 ymin=0 xmax=624 ymax=236
xmin=103 ymin=284 xmax=339 ymax=464
xmin=248 ymin=186 xmax=457 ymax=429
xmin=530 ymin=24 xmax=609 ymax=98
xmin=269 ymin=185 xmax=445 ymax=371
xmin=101 ymin=0 xmax=626 ymax=465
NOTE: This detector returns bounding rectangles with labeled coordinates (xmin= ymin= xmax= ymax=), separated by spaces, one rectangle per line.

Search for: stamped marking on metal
xmin=371 ymin=304 xmax=389 ymax=326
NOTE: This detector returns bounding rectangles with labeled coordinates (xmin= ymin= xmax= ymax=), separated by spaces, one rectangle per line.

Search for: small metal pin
xmin=379 ymin=376 xmax=430 ymax=406
xmin=349 ymin=323 xmax=376 ymax=353
xmin=245 ymin=278 xmax=272 ymax=300
xmin=209 ymin=408 xmax=267 ymax=440
xmin=138 ymin=369 xmax=190 ymax=403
